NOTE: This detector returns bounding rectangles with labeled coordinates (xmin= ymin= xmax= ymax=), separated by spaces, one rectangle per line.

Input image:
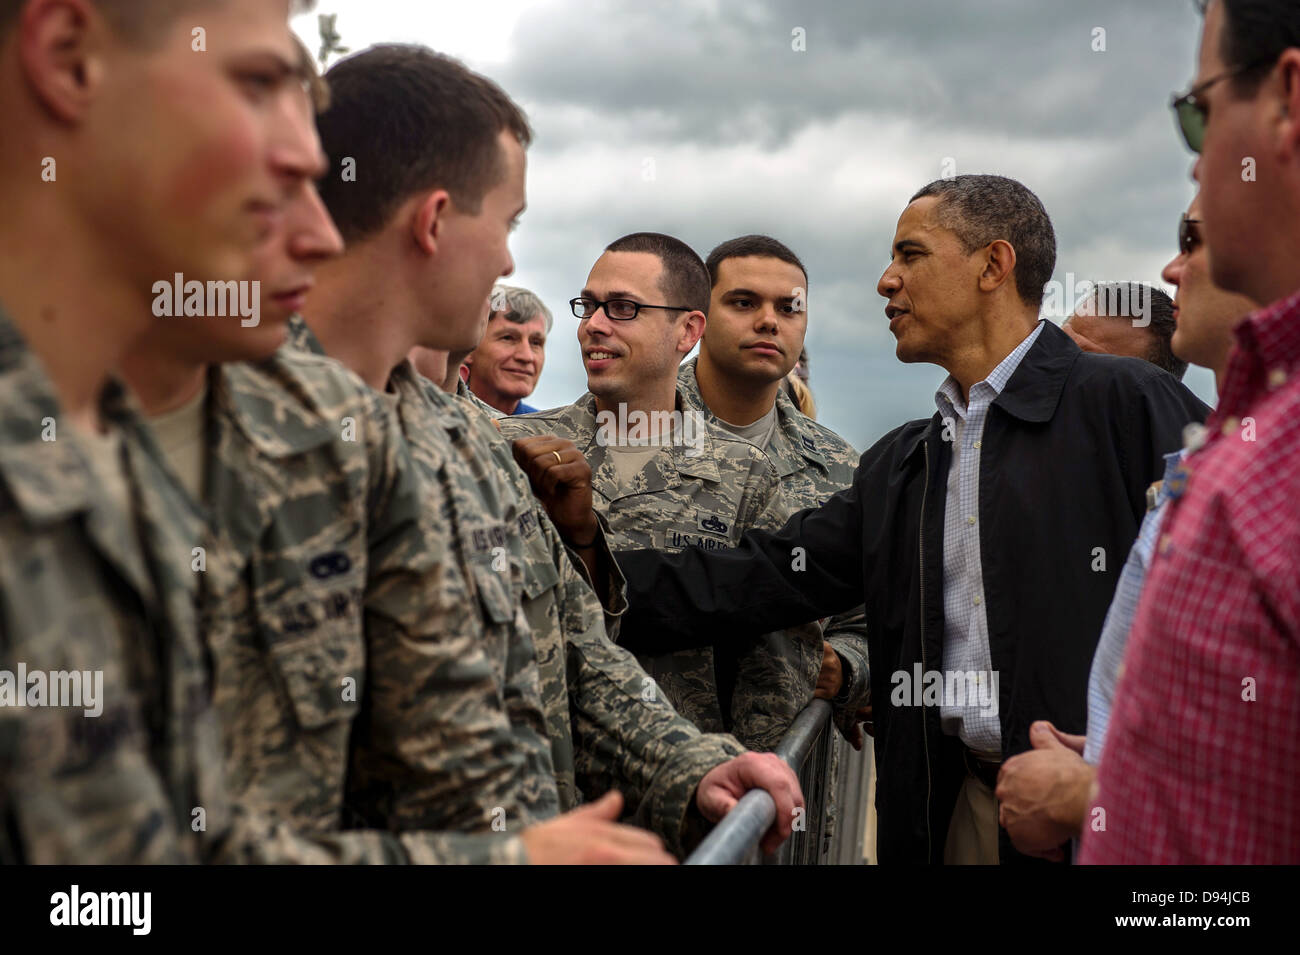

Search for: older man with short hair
xmin=465 ymin=284 xmax=550 ymax=414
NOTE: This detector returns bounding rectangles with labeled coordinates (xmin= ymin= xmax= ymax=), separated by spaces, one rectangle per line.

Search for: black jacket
xmin=614 ymin=322 xmax=1211 ymax=864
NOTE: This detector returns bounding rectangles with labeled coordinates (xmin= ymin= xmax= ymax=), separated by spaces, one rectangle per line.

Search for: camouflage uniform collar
xmin=577 ymin=389 xmax=728 ymax=485
xmin=391 ymin=360 xmax=470 ymax=440
xmin=215 ymin=350 xmax=342 ymax=459
xmin=770 ymin=385 xmax=832 ymax=476
xmin=288 ymin=319 xmax=441 ymax=440
xmin=0 ymin=308 xmax=200 ymax=614
xmin=677 ymin=356 xmax=827 ymax=479
xmin=0 ymin=308 xmax=135 ymax=522
xmin=285 ymin=314 xmax=325 ymax=356
xmin=456 ymin=376 xmax=506 ymax=420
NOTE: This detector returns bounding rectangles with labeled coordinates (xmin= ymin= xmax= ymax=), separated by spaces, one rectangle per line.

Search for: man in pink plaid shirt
xmin=1081 ymin=0 xmax=1300 ymax=864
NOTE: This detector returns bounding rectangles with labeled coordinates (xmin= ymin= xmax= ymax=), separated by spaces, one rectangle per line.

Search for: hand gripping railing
xmin=685 ymin=699 xmax=833 ymax=865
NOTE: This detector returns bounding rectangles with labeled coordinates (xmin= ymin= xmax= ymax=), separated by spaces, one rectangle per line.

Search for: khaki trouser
xmin=943 ymin=773 xmax=1000 ymax=865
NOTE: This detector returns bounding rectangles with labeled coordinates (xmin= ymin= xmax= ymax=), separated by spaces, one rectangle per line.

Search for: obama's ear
xmin=978 ymin=239 xmax=1019 ymax=296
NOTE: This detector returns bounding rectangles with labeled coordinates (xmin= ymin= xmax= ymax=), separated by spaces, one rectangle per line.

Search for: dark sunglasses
xmin=1171 ymin=59 xmax=1273 ymax=153
xmin=1179 ymin=215 xmax=1203 ymax=256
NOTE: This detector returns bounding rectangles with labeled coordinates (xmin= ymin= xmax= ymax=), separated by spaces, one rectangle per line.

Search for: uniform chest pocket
xmin=469 ymin=560 xmax=516 ymax=625
xmin=258 ymin=582 xmax=366 ymax=731
xmin=505 ymin=506 xmax=560 ymax=601
xmin=520 ymin=548 xmax=560 ymax=600
xmin=466 ymin=560 xmax=522 ymax=690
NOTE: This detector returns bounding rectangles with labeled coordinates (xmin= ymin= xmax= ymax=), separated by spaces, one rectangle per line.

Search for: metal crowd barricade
xmin=686 ymin=699 xmax=875 ymax=865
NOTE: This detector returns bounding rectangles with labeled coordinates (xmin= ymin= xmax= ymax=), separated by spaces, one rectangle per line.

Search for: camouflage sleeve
xmin=202 ymin=805 xmax=527 ymax=867
xmin=495 ymin=414 xmax=545 ymax=442
xmin=213 ymin=808 xmax=529 ymax=864
xmin=825 ymin=606 xmax=871 ymax=736
xmin=541 ymin=515 xmax=745 ymax=856
xmin=0 ymin=672 xmax=205 ymax=864
xmin=396 ymin=831 xmax=529 ymax=864
xmin=481 ymin=405 xmax=628 ymax=637
xmin=628 ymin=728 xmax=746 ymax=859
xmin=346 ymin=392 xmax=532 ymax=835
xmin=562 ymin=510 xmax=628 ymax=640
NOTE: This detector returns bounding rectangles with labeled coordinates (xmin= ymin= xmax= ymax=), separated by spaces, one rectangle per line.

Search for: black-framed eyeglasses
xmin=569 ymin=297 xmax=694 ymax=321
xmin=1179 ymin=214 xmax=1203 ymax=256
xmin=1171 ymin=59 xmax=1273 ymax=153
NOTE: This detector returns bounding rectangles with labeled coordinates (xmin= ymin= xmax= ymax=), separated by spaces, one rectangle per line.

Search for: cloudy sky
xmin=293 ymin=0 xmax=1214 ymax=451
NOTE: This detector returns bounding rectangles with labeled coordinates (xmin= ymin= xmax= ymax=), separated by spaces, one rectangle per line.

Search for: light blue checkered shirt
xmin=1081 ymin=449 xmax=1185 ymax=765
xmin=934 ymin=321 xmax=1044 ymax=754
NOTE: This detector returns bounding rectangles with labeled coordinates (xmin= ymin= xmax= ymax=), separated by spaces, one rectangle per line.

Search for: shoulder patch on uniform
xmin=308 ymin=551 xmax=353 ymax=580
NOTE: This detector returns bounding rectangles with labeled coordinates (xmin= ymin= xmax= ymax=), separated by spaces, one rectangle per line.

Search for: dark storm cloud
xmin=484 ymin=0 xmax=1215 ymax=447
xmin=499 ymin=0 xmax=1204 ymax=147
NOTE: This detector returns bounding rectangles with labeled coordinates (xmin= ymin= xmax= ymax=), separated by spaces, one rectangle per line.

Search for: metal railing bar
xmin=685 ymin=699 xmax=832 ymax=865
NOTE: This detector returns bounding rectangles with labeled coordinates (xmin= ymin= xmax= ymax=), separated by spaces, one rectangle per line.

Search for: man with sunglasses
xmin=997 ymin=197 xmax=1257 ymax=861
xmin=1083 ymin=0 xmax=1300 ymax=864
xmin=502 ymin=233 xmax=836 ymax=754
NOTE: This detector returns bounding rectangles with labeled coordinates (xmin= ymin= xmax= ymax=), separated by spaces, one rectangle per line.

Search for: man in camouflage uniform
xmin=307 ymin=45 xmax=803 ymax=858
xmin=412 ymin=336 xmax=744 ymax=826
xmin=122 ymin=171 xmax=540 ymax=863
xmin=683 ymin=235 xmax=871 ymax=741
xmin=0 ymin=309 xmax=228 ymax=863
xmin=0 ymin=0 xmax=325 ymax=863
xmin=676 ymin=234 xmax=873 ymax=855
xmin=502 ymin=232 xmax=842 ymax=753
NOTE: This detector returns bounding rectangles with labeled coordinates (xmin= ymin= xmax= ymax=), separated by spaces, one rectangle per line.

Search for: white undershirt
xmin=148 ymin=383 xmax=209 ymax=503
xmin=606 ymin=443 xmax=663 ymax=484
xmin=715 ymin=403 xmax=779 ymax=453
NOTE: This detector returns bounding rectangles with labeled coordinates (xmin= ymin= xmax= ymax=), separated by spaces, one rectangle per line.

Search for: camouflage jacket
xmin=678 ymin=358 xmax=871 ymax=732
xmin=456 ymin=378 xmax=506 ymax=421
xmin=196 ymin=341 xmax=537 ymax=863
xmin=0 ymin=308 xmax=225 ymax=864
xmin=453 ymin=379 xmax=621 ymax=641
xmin=398 ymin=367 xmax=745 ymax=855
xmin=501 ymin=391 xmax=820 ymax=751
xmin=0 ymin=307 xmax=529 ymax=866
